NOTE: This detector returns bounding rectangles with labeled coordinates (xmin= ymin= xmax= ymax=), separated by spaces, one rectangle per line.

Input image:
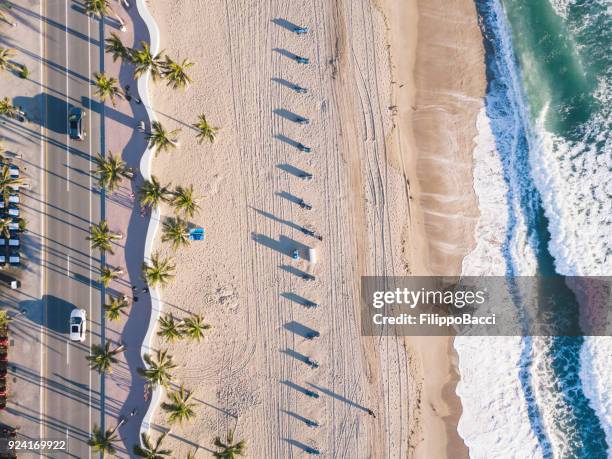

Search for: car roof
xmin=70 ymin=308 xmax=86 ymax=318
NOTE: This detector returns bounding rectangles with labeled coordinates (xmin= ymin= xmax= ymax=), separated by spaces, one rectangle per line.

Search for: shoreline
xmin=378 ymin=0 xmax=486 ymax=456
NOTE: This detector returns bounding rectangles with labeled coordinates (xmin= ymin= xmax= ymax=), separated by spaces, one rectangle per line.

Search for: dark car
xmin=68 ymin=107 xmax=86 ymax=140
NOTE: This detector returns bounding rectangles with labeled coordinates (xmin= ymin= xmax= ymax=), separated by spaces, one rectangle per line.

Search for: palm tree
xmin=193 ymin=114 xmax=219 ymax=144
xmin=146 ymin=121 xmax=180 ymax=155
xmin=162 ymin=385 xmax=195 ymax=425
xmin=0 ymin=47 xmax=15 ymax=72
xmin=138 ymin=175 xmax=171 ymax=209
xmin=99 ymin=265 xmax=124 ymax=287
xmin=142 ymin=252 xmax=175 ymax=287
xmin=213 ymin=430 xmax=246 ymax=459
xmin=104 ymin=294 xmax=129 ymax=321
xmin=0 ymin=97 xmax=20 ymax=119
xmin=0 ymin=309 xmax=11 ymax=332
xmin=0 ymin=164 xmax=24 ymax=202
xmin=161 ymin=217 xmax=190 ymax=249
xmin=84 ymin=0 xmax=126 ymax=31
xmin=92 ymin=151 xmax=133 ymax=192
xmin=133 ymin=432 xmax=172 ymax=458
xmin=0 ymin=2 xmax=15 ymax=27
xmin=137 ymin=349 xmax=176 ymax=389
xmin=88 ymin=425 xmax=118 ymax=457
xmin=157 ymin=314 xmax=183 ymax=343
xmin=0 ymin=217 xmax=11 ymax=239
xmin=87 ymin=342 xmax=126 ymax=374
xmin=162 ymin=56 xmax=193 ymax=89
xmin=87 ymin=220 xmax=123 ymax=254
xmin=130 ymin=41 xmax=164 ymax=80
xmin=104 ymin=32 xmax=129 ymax=62
xmin=92 ymin=72 xmax=124 ymax=107
xmin=171 ymin=185 xmax=200 ymax=218
xmin=182 ymin=314 xmax=211 ymax=342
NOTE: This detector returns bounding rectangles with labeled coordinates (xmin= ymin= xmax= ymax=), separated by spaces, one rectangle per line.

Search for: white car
xmin=69 ymin=309 xmax=87 ymax=342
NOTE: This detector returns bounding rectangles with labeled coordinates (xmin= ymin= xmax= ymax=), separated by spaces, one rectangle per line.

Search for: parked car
xmin=69 ymin=309 xmax=87 ymax=342
xmin=68 ymin=108 xmax=86 ymax=140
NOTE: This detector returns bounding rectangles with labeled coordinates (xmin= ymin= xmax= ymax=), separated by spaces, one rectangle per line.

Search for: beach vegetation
xmin=133 ymin=432 xmax=172 ymax=458
xmin=104 ymin=294 xmax=129 ymax=321
xmin=161 ymin=385 xmax=196 ymax=425
xmin=87 ymin=220 xmax=123 ymax=254
xmin=130 ymin=41 xmax=164 ymax=81
xmin=213 ymin=430 xmax=246 ymax=459
xmin=162 ymin=56 xmax=193 ymax=89
xmin=139 ymin=175 xmax=172 ymax=210
xmin=142 ymin=252 xmax=175 ymax=287
xmin=157 ymin=313 xmax=183 ymax=343
xmin=138 ymin=349 xmax=176 ymax=389
xmin=87 ymin=341 xmax=126 ymax=374
xmin=92 ymin=72 xmax=125 ymax=107
xmin=161 ymin=217 xmax=190 ymax=249
xmin=88 ymin=425 xmax=118 ymax=457
xmin=99 ymin=265 xmax=124 ymax=287
xmin=146 ymin=121 xmax=181 ymax=155
xmin=92 ymin=151 xmax=133 ymax=192
xmin=171 ymin=185 xmax=200 ymax=218
xmin=193 ymin=114 xmax=219 ymax=144
xmin=182 ymin=314 xmax=212 ymax=342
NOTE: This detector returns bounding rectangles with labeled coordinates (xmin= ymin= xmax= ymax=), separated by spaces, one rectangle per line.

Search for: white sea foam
xmin=455 ymin=109 xmax=543 ymax=458
xmin=529 ymin=97 xmax=612 ymax=455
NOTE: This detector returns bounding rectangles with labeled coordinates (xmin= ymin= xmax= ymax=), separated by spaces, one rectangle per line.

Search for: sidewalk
xmin=0 ymin=0 xmax=46 ymax=449
xmin=98 ymin=3 xmax=155 ymax=456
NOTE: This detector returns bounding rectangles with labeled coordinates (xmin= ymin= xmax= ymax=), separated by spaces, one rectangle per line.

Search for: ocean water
xmin=456 ymin=0 xmax=611 ymax=457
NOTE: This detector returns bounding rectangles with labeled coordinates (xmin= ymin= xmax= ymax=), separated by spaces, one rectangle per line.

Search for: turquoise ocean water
xmin=470 ymin=0 xmax=611 ymax=457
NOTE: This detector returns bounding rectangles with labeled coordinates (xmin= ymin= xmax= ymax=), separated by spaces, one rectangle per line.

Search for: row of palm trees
xmin=105 ymin=33 xmax=194 ymax=89
xmin=89 ymin=424 xmax=245 ymax=458
xmin=85 ymin=9 xmax=237 ymax=456
xmin=91 ymin=74 xmax=219 ymax=149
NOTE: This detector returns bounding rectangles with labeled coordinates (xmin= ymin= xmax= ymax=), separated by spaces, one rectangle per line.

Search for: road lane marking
xmin=39 ymin=0 xmax=46 ymax=442
xmin=88 ymin=13 xmax=94 ymax=456
xmin=65 ymin=0 xmax=70 ymax=192
xmin=66 ymin=340 xmax=69 ymax=365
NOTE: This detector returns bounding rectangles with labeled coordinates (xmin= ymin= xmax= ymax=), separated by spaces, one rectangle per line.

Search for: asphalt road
xmin=42 ymin=1 xmax=103 ymax=457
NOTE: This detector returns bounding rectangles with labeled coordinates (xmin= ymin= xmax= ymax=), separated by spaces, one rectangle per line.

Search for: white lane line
xmin=66 ymin=341 xmax=70 ymax=365
xmin=87 ymin=13 xmax=93 ymax=457
xmin=38 ymin=0 xmax=46 ymax=442
xmin=65 ymin=0 xmax=70 ymax=192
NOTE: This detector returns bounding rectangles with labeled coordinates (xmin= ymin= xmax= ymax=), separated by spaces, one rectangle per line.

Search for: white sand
xmin=145 ymin=0 xmax=485 ymax=456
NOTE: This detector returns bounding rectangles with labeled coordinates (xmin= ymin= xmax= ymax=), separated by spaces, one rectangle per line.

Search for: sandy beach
xmin=144 ymin=0 xmax=485 ymax=456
